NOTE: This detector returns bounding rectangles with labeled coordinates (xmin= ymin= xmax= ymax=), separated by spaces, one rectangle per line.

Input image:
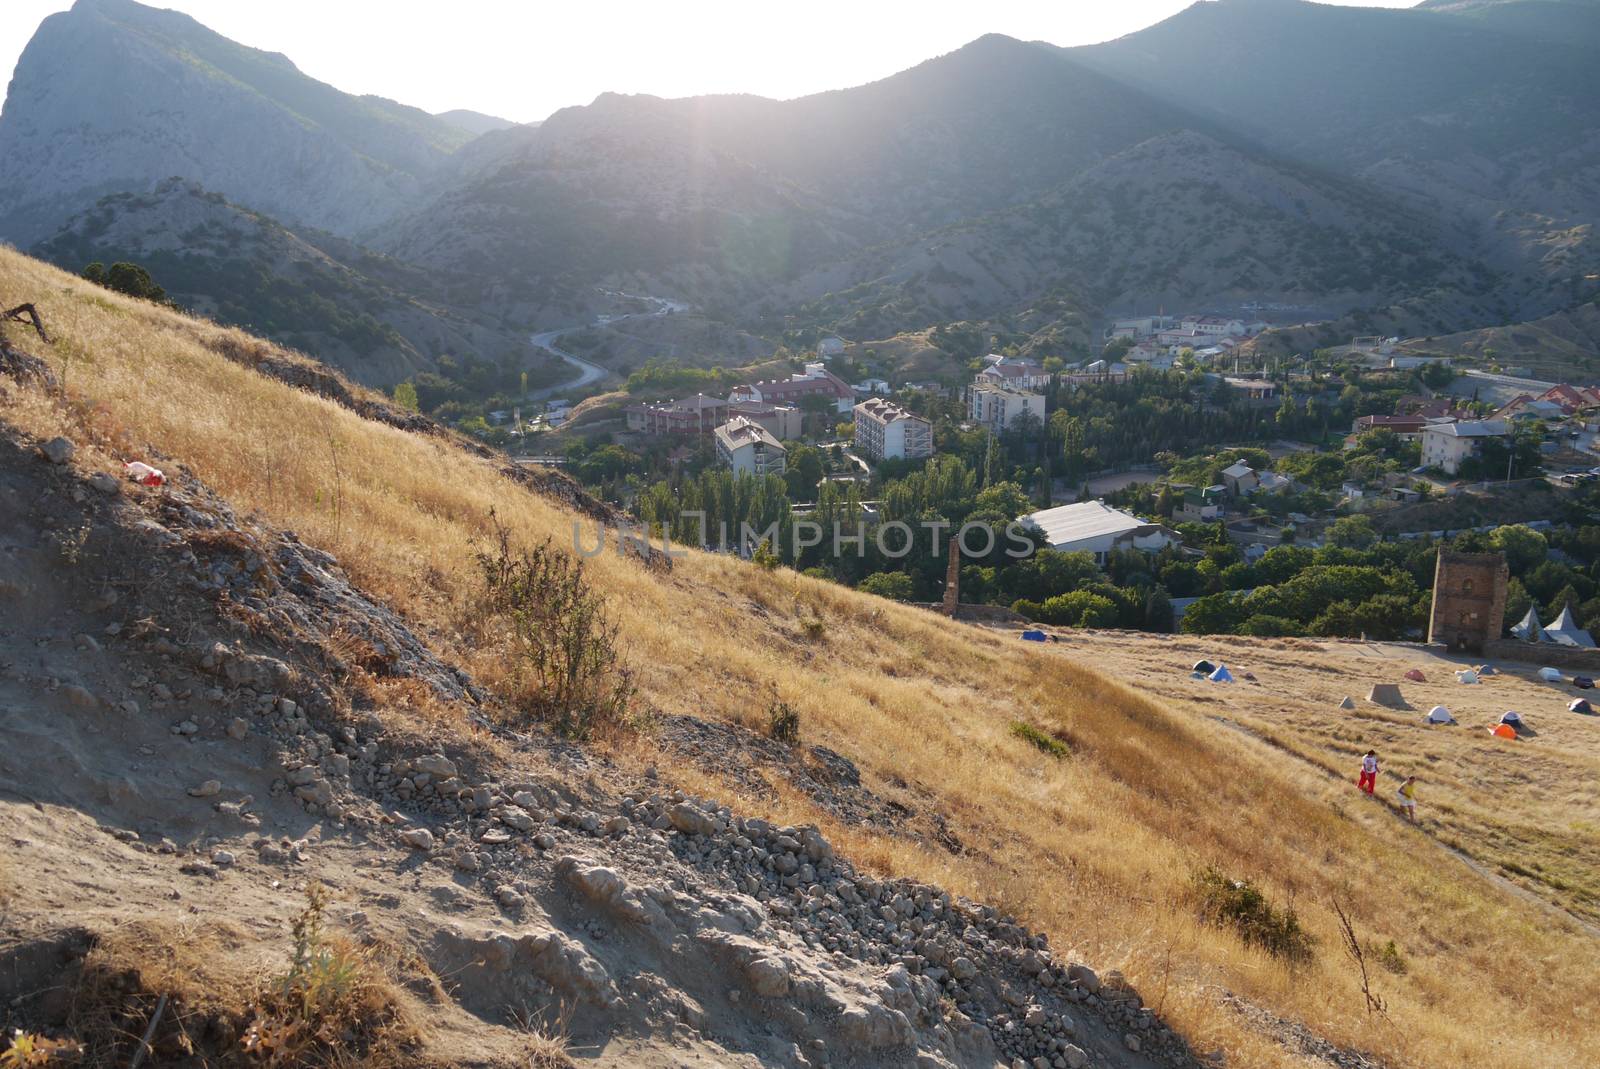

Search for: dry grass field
xmin=3 ymin=244 xmax=1598 ymax=1068
xmin=1048 ymin=630 xmax=1600 ymax=927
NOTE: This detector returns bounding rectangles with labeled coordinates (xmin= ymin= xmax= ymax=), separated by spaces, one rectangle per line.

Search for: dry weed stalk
xmin=1332 ymin=897 xmax=1388 ymax=1020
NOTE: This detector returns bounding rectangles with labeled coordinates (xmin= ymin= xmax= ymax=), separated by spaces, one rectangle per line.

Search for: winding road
xmin=526 ymin=326 xmax=609 ymax=401
xmin=525 ymin=291 xmax=689 ymax=402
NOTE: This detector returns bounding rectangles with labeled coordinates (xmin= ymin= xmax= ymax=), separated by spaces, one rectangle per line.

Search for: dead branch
xmin=3 ymin=302 xmax=49 ymax=343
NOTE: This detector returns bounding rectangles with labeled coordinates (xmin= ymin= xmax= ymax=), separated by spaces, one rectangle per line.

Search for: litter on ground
xmin=124 ymin=461 xmax=165 ymax=486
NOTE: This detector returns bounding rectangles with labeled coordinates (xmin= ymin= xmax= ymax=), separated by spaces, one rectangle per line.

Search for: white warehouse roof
xmin=1020 ymin=501 xmax=1155 ymax=548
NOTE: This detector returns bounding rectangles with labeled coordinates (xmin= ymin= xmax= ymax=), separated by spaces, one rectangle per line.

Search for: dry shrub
xmin=471 ymin=514 xmax=632 ymax=740
xmin=63 ymin=889 xmax=415 ymax=1069
xmin=241 ymin=885 xmax=416 ymax=1067
xmin=767 ymin=700 xmax=801 ymax=744
xmin=1189 ymin=868 xmax=1314 ymax=964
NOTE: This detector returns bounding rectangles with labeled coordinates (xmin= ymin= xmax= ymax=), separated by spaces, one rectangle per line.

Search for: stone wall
xmin=1428 ymin=551 xmax=1508 ymax=654
xmin=1484 ymin=640 xmax=1600 ymax=671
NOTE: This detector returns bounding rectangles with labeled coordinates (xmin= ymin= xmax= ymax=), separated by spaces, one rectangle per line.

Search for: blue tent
xmin=1209 ymin=665 xmax=1235 ymax=683
xmin=1021 ymin=630 xmax=1047 ymax=642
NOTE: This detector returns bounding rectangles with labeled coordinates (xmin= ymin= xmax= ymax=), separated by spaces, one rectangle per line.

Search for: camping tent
xmin=1426 ymin=705 xmax=1456 ymax=724
xmin=1569 ymin=698 xmax=1593 ymax=715
xmin=1404 ymin=669 xmax=1426 ymax=682
xmin=1367 ymin=683 xmax=1406 ymax=708
xmin=1476 ymin=665 xmax=1498 ymax=676
xmin=1511 ymin=605 xmax=1544 ymax=642
xmin=1021 ymin=630 xmax=1046 ymax=642
xmin=1574 ymin=677 xmax=1594 ymax=690
xmin=1456 ymin=669 xmax=1479 ymax=684
xmin=1338 ymin=696 xmax=1356 ymax=710
xmin=1539 ymin=667 xmax=1564 ymax=682
xmin=1490 ymin=723 xmax=1518 ymax=740
xmin=1193 ymin=660 xmax=1216 ymax=675
xmin=1500 ymin=711 xmax=1524 ymax=727
xmin=1209 ymin=665 xmax=1235 ymax=683
xmin=1543 ymin=605 xmax=1596 ymax=649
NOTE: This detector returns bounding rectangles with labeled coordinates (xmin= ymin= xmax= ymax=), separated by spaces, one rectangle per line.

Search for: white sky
xmin=6 ymin=0 xmax=1419 ymax=125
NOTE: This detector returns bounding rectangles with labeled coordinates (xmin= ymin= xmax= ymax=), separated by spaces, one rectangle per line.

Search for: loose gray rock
xmin=745 ymin=956 xmax=791 ymax=997
xmin=400 ymin=828 xmax=435 ymax=851
xmin=60 ymin=684 xmax=98 ymax=709
xmin=188 ymin=780 xmax=222 ymax=798
xmin=40 ymin=437 xmax=75 ymax=465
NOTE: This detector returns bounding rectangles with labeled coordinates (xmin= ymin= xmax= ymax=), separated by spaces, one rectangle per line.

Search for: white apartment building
xmin=714 ymin=416 xmax=787 ymax=477
xmin=853 ymin=398 xmax=933 ymax=461
xmin=968 ymin=384 xmax=1046 ymax=432
xmin=1422 ymin=420 xmax=1509 ymax=475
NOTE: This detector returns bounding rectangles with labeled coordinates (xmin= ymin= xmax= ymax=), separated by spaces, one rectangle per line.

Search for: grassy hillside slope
xmin=2 ymin=245 xmax=1595 ymax=1068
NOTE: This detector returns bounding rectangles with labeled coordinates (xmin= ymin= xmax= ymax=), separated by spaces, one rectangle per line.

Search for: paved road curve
xmin=525 ymin=292 xmax=689 ymax=402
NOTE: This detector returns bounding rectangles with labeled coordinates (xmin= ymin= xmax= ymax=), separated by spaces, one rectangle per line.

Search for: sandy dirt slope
xmin=1022 ymin=628 xmax=1600 ymax=927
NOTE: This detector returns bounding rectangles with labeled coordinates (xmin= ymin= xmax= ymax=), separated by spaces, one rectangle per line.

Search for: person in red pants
xmin=1358 ymin=750 xmax=1379 ymax=794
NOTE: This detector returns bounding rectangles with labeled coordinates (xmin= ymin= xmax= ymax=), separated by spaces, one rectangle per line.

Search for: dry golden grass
xmin=4 ymin=245 xmax=1598 ymax=1068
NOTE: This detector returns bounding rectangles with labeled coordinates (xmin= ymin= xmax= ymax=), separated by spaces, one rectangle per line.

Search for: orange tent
xmin=1490 ymin=723 xmax=1517 ymax=740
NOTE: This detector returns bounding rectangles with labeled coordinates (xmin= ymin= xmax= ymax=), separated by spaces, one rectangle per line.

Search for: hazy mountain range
xmin=3 ymin=0 xmax=1598 ymax=383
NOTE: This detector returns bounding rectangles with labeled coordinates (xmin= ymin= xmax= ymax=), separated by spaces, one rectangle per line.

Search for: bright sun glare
xmin=4 ymin=0 xmax=1420 ymax=123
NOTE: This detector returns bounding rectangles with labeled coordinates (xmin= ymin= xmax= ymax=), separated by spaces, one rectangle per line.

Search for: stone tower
xmin=1428 ymin=551 xmax=1508 ymax=653
xmin=942 ymin=536 xmax=961 ymax=617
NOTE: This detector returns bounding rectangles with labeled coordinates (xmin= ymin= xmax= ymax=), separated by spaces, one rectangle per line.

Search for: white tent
xmin=1209 ymin=665 xmax=1235 ymax=683
xmin=1426 ymin=705 xmax=1456 ymax=724
xmin=1455 ymin=669 xmax=1479 ymax=684
xmin=1511 ymin=605 xmax=1544 ymax=642
xmin=1570 ymin=698 xmax=1593 ymax=714
xmin=1543 ymin=605 xmax=1596 ymax=649
xmin=1539 ymin=667 xmax=1564 ymax=682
